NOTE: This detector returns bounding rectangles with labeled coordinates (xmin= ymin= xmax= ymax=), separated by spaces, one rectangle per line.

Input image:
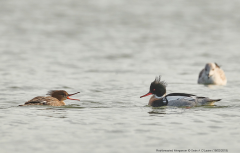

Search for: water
xmin=0 ymin=0 xmax=240 ymax=152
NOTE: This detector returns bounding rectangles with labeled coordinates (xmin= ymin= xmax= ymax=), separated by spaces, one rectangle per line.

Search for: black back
xmin=166 ymin=93 xmax=196 ymax=97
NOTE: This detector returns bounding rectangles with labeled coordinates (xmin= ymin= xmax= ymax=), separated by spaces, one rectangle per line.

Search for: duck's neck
xmin=154 ymin=94 xmax=166 ymax=99
xmin=148 ymin=94 xmax=166 ymax=106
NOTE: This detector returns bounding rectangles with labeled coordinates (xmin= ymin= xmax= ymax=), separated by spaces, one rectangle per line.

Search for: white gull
xmin=198 ymin=63 xmax=227 ymax=85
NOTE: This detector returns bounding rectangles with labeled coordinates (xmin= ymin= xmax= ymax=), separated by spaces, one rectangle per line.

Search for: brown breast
xmin=148 ymin=95 xmax=160 ymax=106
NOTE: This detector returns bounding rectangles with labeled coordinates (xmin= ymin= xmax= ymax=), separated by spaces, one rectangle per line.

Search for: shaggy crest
xmin=153 ymin=75 xmax=167 ymax=87
xmin=46 ymin=90 xmax=64 ymax=96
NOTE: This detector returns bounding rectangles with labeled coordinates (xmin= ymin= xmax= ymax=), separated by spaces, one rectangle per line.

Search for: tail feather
xmin=207 ymin=99 xmax=221 ymax=103
xmin=197 ymin=97 xmax=221 ymax=105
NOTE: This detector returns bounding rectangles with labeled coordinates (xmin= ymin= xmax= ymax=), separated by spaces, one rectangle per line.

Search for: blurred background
xmin=0 ymin=0 xmax=239 ymax=153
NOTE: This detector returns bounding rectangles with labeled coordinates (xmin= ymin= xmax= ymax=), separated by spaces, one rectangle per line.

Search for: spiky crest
xmin=47 ymin=90 xmax=65 ymax=96
xmin=153 ymin=75 xmax=167 ymax=87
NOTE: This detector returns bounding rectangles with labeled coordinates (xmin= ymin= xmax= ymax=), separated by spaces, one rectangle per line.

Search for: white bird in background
xmin=198 ymin=63 xmax=227 ymax=85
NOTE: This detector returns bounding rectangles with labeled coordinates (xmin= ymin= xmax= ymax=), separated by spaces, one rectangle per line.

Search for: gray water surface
xmin=0 ymin=0 xmax=240 ymax=153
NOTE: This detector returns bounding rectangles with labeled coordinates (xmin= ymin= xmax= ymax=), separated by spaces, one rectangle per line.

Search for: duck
xmin=140 ymin=76 xmax=221 ymax=107
xmin=198 ymin=63 xmax=227 ymax=85
xmin=20 ymin=90 xmax=80 ymax=106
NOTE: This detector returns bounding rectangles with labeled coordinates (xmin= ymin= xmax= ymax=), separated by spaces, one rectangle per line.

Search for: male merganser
xmin=20 ymin=90 xmax=80 ymax=106
xmin=198 ymin=63 xmax=227 ymax=85
xmin=140 ymin=76 xmax=221 ymax=107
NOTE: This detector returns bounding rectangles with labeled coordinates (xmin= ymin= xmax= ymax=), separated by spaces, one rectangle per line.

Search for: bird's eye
xmin=153 ymin=89 xmax=155 ymax=91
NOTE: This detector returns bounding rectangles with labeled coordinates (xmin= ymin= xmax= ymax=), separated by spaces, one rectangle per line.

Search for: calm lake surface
xmin=0 ymin=0 xmax=240 ymax=153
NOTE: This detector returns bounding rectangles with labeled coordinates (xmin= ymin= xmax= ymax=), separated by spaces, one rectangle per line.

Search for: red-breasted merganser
xmin=140 ymin=76 xmax=221 ymax=107
xmin=20 ymin=90 xmax=80 ymax=106
xmin=198 ymin=62 xmax=227 ymax=85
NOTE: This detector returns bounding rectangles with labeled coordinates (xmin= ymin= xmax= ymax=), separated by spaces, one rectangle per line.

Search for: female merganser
xmin=20 ymin=90 xmax=80 ymax=106
xmin=140 ymin=76 xmax=221 ymax=107
xmin=198 ymin=63 xmax=227 ymax=85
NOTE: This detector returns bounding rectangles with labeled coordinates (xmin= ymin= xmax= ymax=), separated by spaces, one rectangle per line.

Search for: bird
xmin=140 ymin=76 xmax=221 ymax=107
xmin=20 ymin=90 xmax=80 ymax=106
xmin=198 ymin=63 xmax=227 ymax=85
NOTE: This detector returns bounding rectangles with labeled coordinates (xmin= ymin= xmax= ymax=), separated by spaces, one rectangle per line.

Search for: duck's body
xmin=149 ymin=93 xmax=220 ymax=107
xmin=20 ymin=90 xmax=80 ymax=106
xmin=24 ymin=96 xmax=66 ymax=106
xmin=141 ymin=76 xmax=221 ymax=107
xmin=198 ymin=63 xmax=227 ymax=85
